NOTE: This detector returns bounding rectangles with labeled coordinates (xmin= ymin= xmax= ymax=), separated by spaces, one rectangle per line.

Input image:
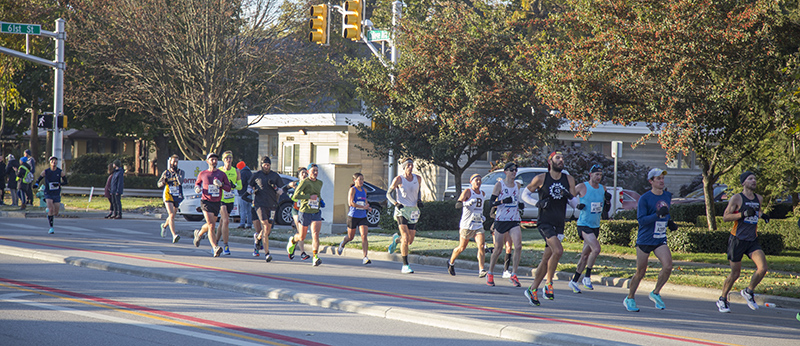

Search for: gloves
xmin=455 ymin=201 xmax=463 ymax=209
xmin=657 ymin=206 xmax=669 ymax=218
xmin=518 ymin=202 xmax=525 ymax=210
xmin=741 ymin=205 xmax=757 ymax=218
xmin=194 ymin=185 xmax=202 ymax=194
xmin=417 ymin=201 xmax=424 ymax=208
xmin=563 ymin=189 xmax=574 ymax=200
xmin=33 ymin=183 xmax=39 ymax=189
xmin=213 ymin=178 xmax=223 ymax=187
xmin=320 ymin=199 xmax=326 ymax=208
xmin=667 ymin=220 xmax=678 ymax=231
xmin=761 ymin=213 xmax=770 ymax=223
xmin=536 ymin=197 xmax=549 ymax=210
xmin=501 ymin=197 xmax=513 ymax=204
xmin=576 ymin=203 xmax=586 ymax=210
xmin=396 ymin=203 xmax=404 ymax=210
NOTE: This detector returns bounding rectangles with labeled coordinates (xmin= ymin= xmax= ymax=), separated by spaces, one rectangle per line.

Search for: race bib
xmin=409 ymin=209 xmax=421 ymax=223
xmin=654 ymin=221 xmax=667 ymax=239
xmin=48 ymin=182 xmax=60 ymax=190
xmin=504 ymin=195 xmax=517 ymax=207
xmin=744 ymin=215 xmax=759 ymax=225
xmin=208 ymin=185 xmax=220 ymax=197
xmin=591 ymin=202 xmax=602 ymax=213
xmin=270 ymin=210 xmax=276 ymax=220
xmin=471 ymin=214 xmax=483 ymax=223
xmin=223 ymin=190 xmax=235 ymax=199
xmin=356 ymin=201 xmax=366 ymax=207
xmin=168 ymin=186 xmax=180 ymax=196
xmin=309 ymin=199 xmax=320 ymax=209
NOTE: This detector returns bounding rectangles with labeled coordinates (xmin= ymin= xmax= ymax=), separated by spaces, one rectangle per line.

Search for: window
xmin=667 ymin=152 xmax=695 ymax=169
xmin=313 ymin=144 xmax=340 ymax=164
xmin=283 ymin=144 xmax=299 ymax=174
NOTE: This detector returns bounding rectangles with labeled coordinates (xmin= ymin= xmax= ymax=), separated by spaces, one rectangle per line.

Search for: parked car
xmin=178 ymin=173 xmax=297 ymax=222
xmin=671 ymin=184 xmax=728 ymax=205
xmin=275 ymin=180 xmax=387 ymax=227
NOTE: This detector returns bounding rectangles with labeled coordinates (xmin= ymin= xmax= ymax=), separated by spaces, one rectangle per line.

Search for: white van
xmin=176 ymin=160 xmax=240 ymax=221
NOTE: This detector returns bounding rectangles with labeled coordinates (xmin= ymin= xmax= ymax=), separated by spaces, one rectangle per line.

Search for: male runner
xmin=386 ymin=158 xmax=424 ymax=274
xmin=290 ymin=163 xmax=324 ymax=266
xmin=36 ymin=156 xmax=67 ymax=234
xmin=193 ymin=153 xmax=232 ymax=257
xmin=521 ymin=151 xmax=578 ymax=306
xmin=716 ymin=171 xmax=770 ymax=313
xmin=218 ymin=151 xmax=241 ymax=255
xmin=486 ymin=162 xmax=524 ymax=287
xmin=448 ymin=173 xmax=487 ymax=277
xmin=569 ymin=164 xmax=606 ymax=293
xmin=157 ymin=154 xmax=184 ymax=243
xmin=623 ymin=168 xmax=676 ymax=312
xmin=249 ymin=156 xmax=284 ymax=263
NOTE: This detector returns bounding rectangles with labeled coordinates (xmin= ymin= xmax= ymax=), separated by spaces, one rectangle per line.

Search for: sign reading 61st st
xmin=1 ymin=22 xmax=42 ymax=35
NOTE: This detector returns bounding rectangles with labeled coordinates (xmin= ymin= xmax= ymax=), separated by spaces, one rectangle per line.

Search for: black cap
xmin=261 ymin=156 xmax=271 ymax=164
xmin=206 ymin=153 xmax=219 ymax=160
xmin=740 ymin=171 xmax=755 ymax=184
xmin=503 ymin=162 xmax=517 ymax=171
xmin=590 ymin=164 xmax=602 ymax=173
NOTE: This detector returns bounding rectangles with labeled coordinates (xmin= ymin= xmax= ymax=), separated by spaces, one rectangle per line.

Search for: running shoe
xmin=649 ymin=291 xmax=666 ymax=310
xmin=252 ymin=248 xmax=260 ymax=257
xmin=486 ymin=273 xmax=495 ymax=286
xmin=502 ymin=270 xmax=512 ymax=279
xmin=213 ymin=246 xmax=223 ymax=257
xmin=265 ymin=253 xmax=272 ymax=262
xmin=312 ymin=255 xmax=322 ymax=267
xmin=741 ymin=288 xmax=758 ymax=310
xmin=300 ymin=252 xmax=311 ymax=261
xmin=524 ymin=288 xmax=540 ymax=306
xmin=160 ymin=223 xmax=167 ymax=238
xmin=582 ymin=277 xmax=594 ymax=290
xmin=624 ymin=297 xmax=640 ymax=312
xmin=478 ymin=270 xmax=488 ymax=278
xmin=568 ymin=280 xmax=582 ymax=294
xmin=193 ymin=230 xmax=201 ymax=247
xmin=337 ymin=241 xmax=345 ymax=255
xmin=222 ymin=245 xmax=231 ymax=256
xmin=717 ymin=298 xmax=731 ymax=313
xmin=388 ymin=233 xmax=399 ymax=253
xmin=253 ymin=232 xmax=263 ymax=250
xmin=447 ymin=262 xmax=456 ymax=276
xmin=544 ymin=282 xmax=555 ymax=300
xmin=796 ymin=312 xmax=800 ymax=322
xmin=509 ymin=274 xmax=521 ymax=287
xmin=48 ymin=227 xmax=54 ymax=234
xmin=363 ymin=257 xmax=371 ymax=265
xmin=286 ymin=236 xmax=297 ymax=259
xmin=401 ymin=264 xmax=414 ymax=274
xmin=172 ymin=234 xmax=180 ymax=244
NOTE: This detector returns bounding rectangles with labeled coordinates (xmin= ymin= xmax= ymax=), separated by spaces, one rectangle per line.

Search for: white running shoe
xmin=741 ymin=289 xmax=758 ymax=310
xmin=717 ymin=298 xmax=731 ymax=313
xmin=502 ymin=270 xmax=512 ymax=279
xmin=568 ymin=280 xmax=582 ymax=294
xmin=582 ymin=277 xmax=594 ymax=290
xmin=362 ymin=257 xmax=371 ymax=265
xmin=401 ymin=265 xmax=414 ymax=274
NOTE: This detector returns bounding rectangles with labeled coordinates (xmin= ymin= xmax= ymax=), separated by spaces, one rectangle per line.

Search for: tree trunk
xmin=701 ymin=170 xmax=718 ymax=231
xmin=452 ymin=166 xmax=465 ymax=199
xmin=154 ymin=134 xmax=168 ymax=176
xmin=29 ymin=107 xmax=39 ymax=161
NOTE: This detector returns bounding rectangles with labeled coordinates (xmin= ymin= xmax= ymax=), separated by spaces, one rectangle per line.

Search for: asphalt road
xmin=0 ymin=216 xmax=798 ymax=345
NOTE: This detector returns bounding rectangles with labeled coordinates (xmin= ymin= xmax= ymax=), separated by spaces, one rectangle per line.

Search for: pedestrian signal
xmin=37 ymin=113 xmax=53 ymax=129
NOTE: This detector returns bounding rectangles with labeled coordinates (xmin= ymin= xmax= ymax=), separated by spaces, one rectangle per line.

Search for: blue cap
xmin=307 ymin=163 xmax=317 ymax=170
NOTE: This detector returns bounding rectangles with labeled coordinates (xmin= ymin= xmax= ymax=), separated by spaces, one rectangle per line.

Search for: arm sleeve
xmin=36 ymin=175 xmax=44 ymax=185
xmin=386 ymin=185 xmax=398 ymax=206
xmin=520 ymin=187 xmax=538 ymax=206
xmin=221 ymin=174 xmax=232 ymax=192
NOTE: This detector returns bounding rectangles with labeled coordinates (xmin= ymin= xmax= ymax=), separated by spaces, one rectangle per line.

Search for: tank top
xmin=43 ymin=168 xmax=62 ymax=194
xmin=460 ymin=189 xmax=485 ymax=230
xmin=538 ymin=172 xmax=570 ymax=228
xmin=495 ymin=179 xmax=521 ymax=222
xmin=162 ymin=169 xmax=184 ymax=202
xmin=348 ymin=185 xmax=368 ymax=218
xmin=577 ymin=182 xmax=605 ymax=228
xmin=396 ymin=174 xmax=419 ymax=207
xmin=220 ymin=166 xmax=239 ymax=203
xmin=731 ymin=193 xmax=759 ymax=241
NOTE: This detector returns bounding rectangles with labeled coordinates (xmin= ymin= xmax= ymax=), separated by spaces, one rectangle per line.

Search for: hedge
xmin=69 ymin=153 xmax=135 ymax=174
xmin=697 ymin=216 xmax=800 ymax=250
xmin=67 ymin=173 xmax=159 ymax=190
xmin=378 ymin=201 xmax=461 ymax=231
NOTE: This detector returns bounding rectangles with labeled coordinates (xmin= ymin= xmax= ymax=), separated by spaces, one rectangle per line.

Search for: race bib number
xmin=505 ymin=195 xmax=517 ymax=207
xmin=590 ymin=202 xmax=602 ymax=213
xmin=471 ymin=214 xmax=483 ymax=223
xmin=207 ymin=185 xmax=220 ymax=197
xmin=48 ymin=182 xmax=60 ymax=190
xmin=744 ymin=215 xmax=759 ymax=225
xmin=409 ymin=209 xmax=421 ymax=223
xmin=168 ymin=186 xmax=180 ymax=196
xmin=270 ymin=210 xmax=276 ymax=220
xmin=223 ymin=190 xmax=235 ymax=199
xmin=309 ymin=199 xmax=320 ymax=209
xmin=654 ymin=221 xmax=667 ymax=239
xmin=356 ymin=201 xmax=366 ymax=207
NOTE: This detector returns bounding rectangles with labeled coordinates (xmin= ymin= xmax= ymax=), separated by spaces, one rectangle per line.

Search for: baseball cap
xmin=49 ymin=156 xmax=58 ymax=161
xmin=548 ymin=151 xmax=563 ymax=161
xmin=206 ymin=153 xmax=219 ymax=160
xmin=261 ymin=156 xmax=271 ymax=164
xmin=20 ymin=157 xmax=28 ymax=164
xmin=590 ymin=164 xmax=602 ymax=173
xmin=503 ymin=162 xmax=517 ymax=171
xmin=739 ymin=171 xmax=755 ymax=184
xmin=6 ymin=154 xmax=14 ymax=161
xmin=307 ymin=162 xmax=317 ymax=170
xmin=647 ymin=168 xmax=667 ymax=180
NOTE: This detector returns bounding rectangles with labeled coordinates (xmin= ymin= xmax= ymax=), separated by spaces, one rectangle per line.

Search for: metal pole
xmin=25 ymin=34 xmax=29 ymax=54
xmin=387 ymin=1 xmax=402 ymax=183
xmin=52 ymin=18 xmax=65 ymax=169
xmin=613 ymin=153 xmax=618 ymax=215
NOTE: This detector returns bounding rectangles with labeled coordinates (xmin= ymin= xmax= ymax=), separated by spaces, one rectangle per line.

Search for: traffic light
xmin=309 ymin=4 xmax=329 ymax=45
xmin=342 ymin=0 xmax=363 ymax=41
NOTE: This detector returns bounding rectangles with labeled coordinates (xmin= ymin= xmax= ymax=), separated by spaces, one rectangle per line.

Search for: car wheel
xmin=366 ymin=205 xmax=381 ymax=227
xmin=182 ymin=215 xmax=203 ymax=222
xmin=277 ymin=203 xmax=293 ymax=225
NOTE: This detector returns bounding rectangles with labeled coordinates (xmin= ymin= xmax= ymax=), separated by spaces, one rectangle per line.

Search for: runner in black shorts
xmin=193 ymin=153 xmax=232 ymax=257
xmin=717 ymin=171 xmax=769 ymax=313
xmin=569 ymin=165 xmax=606 ymax=293
xmin=157 ymin=155 xmax=184 ymax=243
xmin=486 ymin=162 xmax=524 ymax=287
xmin=338 ymin=173 xmax=373 ymax=265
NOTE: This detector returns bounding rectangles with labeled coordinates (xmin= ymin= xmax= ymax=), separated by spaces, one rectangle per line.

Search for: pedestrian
xmin=568 ymin=164 xmax=606 ymax=293
xmin=486 ymin=162 xmax=524 ymax=286
xmin=289 ymin=163 xmax=324 ymax=266
xmin=157 ymin=155 xmax=184 ymax=243
xmin=716 ymin=171 xmax=770 ymax=313
xmin=36 ymin=156 xmax=67 ymax=234
xmin=386 ymin=158 xmax=424 ymax=274
xmin=192 ymin=153 xmax=232 ymax=257
xmin=448 ymin=173 xmax=487 ymax=277
xmin=237 ymin=161 xmax=253 ymax=229
xmin=521 ymin=151 xmax=578 ymax=306
xmin=217 ymin=151 xmax=241 ymax=255
xmin=109 ymin=159 xmax=125 ymax=219
xmin=622 ymin=168 xmax=675 ymax=312
xmin=23 ymin=149 xmax=35 ymax=205
xmin=17 ymin=156 xmax=34 ymax=210
xmin=249 ymin=156 xmax=284 ymax=263
xmin=337 ymin=172 xmax=373 ymax=265
xmin=5 ymin=154 xmax=18 ymax=206
xmin=0 ymin=154 xmax=6 ymax=205
xmin=104 ymin=164 xmax=114 ymax=218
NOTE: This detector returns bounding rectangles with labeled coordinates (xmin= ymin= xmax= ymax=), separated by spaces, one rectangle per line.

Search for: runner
xmin=502 ymin=238 xmax=513 ymax=279
xmin=337 ymin=172 xmax=373 ymax=265
xmin=218 ymin=151 xmax=241 ymax=255
xmin=36 ymin=156 xmax=67 ymax=234
xmin=386 ymin=158 xmax=424 ymax=274
xmin=237 ymin=161 xmax=253 ymax=229
xmin=569 ymin=164 xmax=606 ymax=293
xmin=486 ymin=162 xmax=524 ymax=286
xmin=448 ymin=173 xmax=487 ymax=277
xmin=623 ymin=168 xmax=675 ymax=312
xmin=521 ymin=151 xmax=578 ymax=306
xmin=192 ymin=153 xmax=232 ymax=257
xmin=249 ymin=156 xmax=284 ymax=263
xmin=109 ymin=159 xmax=124 ymax=219
xmin=157 ymin=154 xmax=184 ymax=243
xmin=283 ymin=167 xmax=310 ymax=260
xmin=716 ymin=171 xmax=770 ymax=313
xmin=290 ymin=163 xmax=324 ymax=266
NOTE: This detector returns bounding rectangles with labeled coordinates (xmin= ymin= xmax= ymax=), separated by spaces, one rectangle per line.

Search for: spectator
xmin=237 ymin=161 xmax=253 ymax=228
xmin=110 ymin=159 xmax=125 ymax=219
xmin=17 ymin=157 xmax=34 ymax=210
xmin=0 ymin=154 xmax=6 ymax=205
xmin=6 ymin=154 xmax=18 ymax=206
xmin=104 ymin=164 xmax=114 ymax=218
xmin=22 ymin=149 xmax=35 ymax=205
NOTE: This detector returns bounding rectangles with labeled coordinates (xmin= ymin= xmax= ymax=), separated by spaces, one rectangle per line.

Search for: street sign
xmin=1 ymin=22 xmax=41 ymax=35
xmin=367 ymin=29 xmax=390 ymax=42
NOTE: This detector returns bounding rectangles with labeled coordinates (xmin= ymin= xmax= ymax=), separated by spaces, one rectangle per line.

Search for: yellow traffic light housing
xmin=309 ymin=4 xmax=329 ymax=45
xmin=342 ymin=0 xmax=363 ymax=41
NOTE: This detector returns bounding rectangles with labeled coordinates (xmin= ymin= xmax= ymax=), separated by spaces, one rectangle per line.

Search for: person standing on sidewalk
xmin=218 ymin=151 xmax=241 ymax=255
xmin=36 ymin=156 xmax=67 ymax=234
xmin=521 ymin=151 xmax=578 ymax=306
xmin=568 ymin=164 xmax=606 ymax=293
xmin=103 ymin=164 xmax=114 ymax=218
xmin=22 ymin=149 xmax=35 ymax=205
xmin=109 ymin=159 xmax=125 ymax=219
xmin=0 ymin=155 xmax=6 ymax=205
xmin=486 ymin=162 xmax=524 ymax=287
xmin=448 ymin=173 xmax=487 ymax=278
xmin=290 ymin=163 xmax=323 ymax=266
xmin=193 ymin=153 xmax=231 ymax=257
xmin=237 ymin=161 xmax=253 ymax=229
xmin=157 ymin=155 xmax=184 ymax=243
xmin=5 ymin=154 xmax=18 ymax=206
xmin=16 ymin=157 xmax=34 ymax=210
xmin=386 ymin=158 xmax=424 ymax=274
xmin=623 ymin=168 xmax=675 ymax=312
xmin=249 ymin=156 xmax=284 ymax=263
xmin=716 ymin=171 xmax=770 ymax=313
xmin=337 ymin=172 xmax=373 ymax=265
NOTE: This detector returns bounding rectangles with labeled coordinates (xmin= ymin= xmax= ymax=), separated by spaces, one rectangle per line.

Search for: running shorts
xmin=727 ymin=235 xmax=762 ymax=262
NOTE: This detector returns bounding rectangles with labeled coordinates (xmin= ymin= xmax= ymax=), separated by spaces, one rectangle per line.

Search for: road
xmin=0 ymin=216 xmax=798 ymax=345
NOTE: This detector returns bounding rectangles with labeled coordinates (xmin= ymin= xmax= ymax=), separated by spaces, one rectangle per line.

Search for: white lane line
xmin=56 ymin=225 xmax=93 ymax=232
xmin=105 ymin=227 xmax=146 ymax=235
xmin=0 ymin=223 xmax=41 ymax=230
xmin=1 ymin=296 xmax=266 ymax=346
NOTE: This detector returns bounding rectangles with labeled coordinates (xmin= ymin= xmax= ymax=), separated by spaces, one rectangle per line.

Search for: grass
xmin=0 ymin=194 xmax=163 ymax=213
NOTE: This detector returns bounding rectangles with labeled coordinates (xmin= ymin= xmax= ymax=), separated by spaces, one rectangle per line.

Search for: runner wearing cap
xmin=280 ymin=167 xmax=310 ymax=260
xmin=716 ymin=171 xmax=770 ymax=313
xmin=193 ymin=153 xmax=232 ymax=257
xmin=386 ymin=158 xmax=424 ymax=274
xmin=486 ymin=162 xmax=524 ymax=287
xmin=290 ymin=163 xmax=324 ymax=266
xmin=218 ymin=151 xmax=241 ymax=255
xmin=157 ymin=155 xmax=184 ymax=243
xmin=448 ymin=173 xmax=487 ymax=278
xmin=337 ymin=172 xmax=373 ymax=265
xmin=36 ymin=156 xmax=67 ymax=234
xmin=521 ymin=151 xmax=578 ymax=306
xmin=568 ymin=164 xmax=606 ymax=293
xmin=623 ymin=168 xmax=675 ymax=312
xmin=248 ymin=156 xmax=284 ymax=263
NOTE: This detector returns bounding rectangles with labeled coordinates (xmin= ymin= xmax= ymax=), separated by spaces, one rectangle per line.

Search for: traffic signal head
xmin=342 ymin=0 xmax=363 ymax=41
xmin=309 ymin=4 xmax=329 ymax=45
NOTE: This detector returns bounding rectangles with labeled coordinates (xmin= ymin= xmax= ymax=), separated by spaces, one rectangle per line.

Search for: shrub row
xmin=69 ymin=153 xmax=135 ymax=175
xmin=378 ymin=201 xmax=461 ymax=231
xmin=696 ymin=216 xmax=800 ymax=250
xmin=67 ymin=173 xmax=159 ymax=190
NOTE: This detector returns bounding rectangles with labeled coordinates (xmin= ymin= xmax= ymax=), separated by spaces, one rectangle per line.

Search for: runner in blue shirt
xmin=337 ymin=172 xmax=373 ymax=265
xmin=569 ymin=164 xmax=606 ymax=293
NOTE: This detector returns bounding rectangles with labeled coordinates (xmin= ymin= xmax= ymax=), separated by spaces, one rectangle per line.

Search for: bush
xmin=565 ymin=220 xmax=639 ymax=247
xmin=378 ymin=201 xmax=461 ymax=231
xmin=696 ymin=216 xmax=800 ymax=250
xmin=67 ymin=173 xmax=159 ymax=190
xmin=70 ymin=153 xmax=134 ymax=174
xmin=614 ymin=209 xmax=637 ymax=220
xmin=665 ymin=226 xmax=784 ymax=255
xmin=670 ymin=202 xmax=727 ymax=222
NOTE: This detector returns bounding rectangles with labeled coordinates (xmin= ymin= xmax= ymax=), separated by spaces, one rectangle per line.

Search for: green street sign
xmin=367 ymin=29 xmax=390 ymax=42
xmin=1 ymin=22 xmax=41 ymax=35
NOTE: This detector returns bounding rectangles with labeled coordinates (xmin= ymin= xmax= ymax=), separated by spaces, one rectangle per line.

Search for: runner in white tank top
xmin=486 ymin=162 xmax=524 ymax=287
xmin=448 ymin=174 xmax=488 ymax=278
xmin=386 ymin=158 xmax=424 ymax=274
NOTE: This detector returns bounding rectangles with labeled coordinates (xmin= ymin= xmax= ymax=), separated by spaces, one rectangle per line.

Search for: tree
xmin=338 ymin=1 xmax=560 ymax=197
xmin=530 ymin=0 xmax=798 ymax=229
